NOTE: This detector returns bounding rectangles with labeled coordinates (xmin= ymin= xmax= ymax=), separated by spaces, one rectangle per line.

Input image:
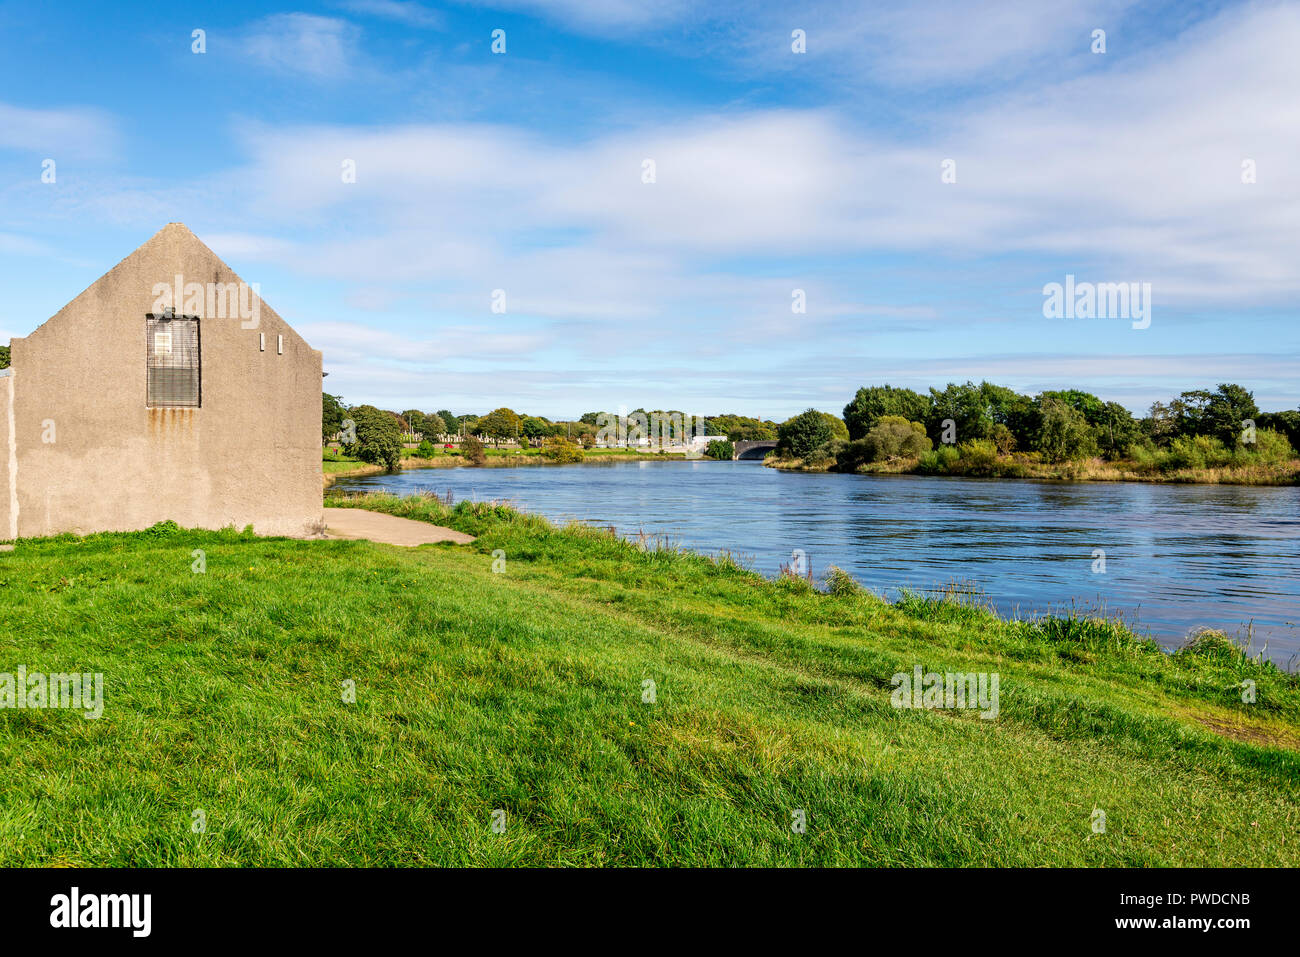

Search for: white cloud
xmin=217 ymin=1 xmax=1300 ymax=309
xmin=456 ymin=0 xmax=1140 ymax=87
xmin=454 ymin=0 xmax=694 ymax=31
xmin=242 ymin=14 xmax=360 ymax=78
xmin=0 ymin=102 xmax=119 ymax=159
xmin=337 ymin=0 xmax=443 ymax=28
xmin=734 ymin=0 xmax=1140 ymax=87
xmin=301 ymin=319 xmax=551 ymax=362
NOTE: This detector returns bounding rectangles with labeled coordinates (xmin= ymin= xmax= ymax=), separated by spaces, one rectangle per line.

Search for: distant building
xmin=0 ymin=224 xmax=323 ymax=539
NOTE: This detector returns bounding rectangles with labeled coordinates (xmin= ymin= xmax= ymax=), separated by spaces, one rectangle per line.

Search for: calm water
xmin=333 ymin=461 xmax=1300 ymax=664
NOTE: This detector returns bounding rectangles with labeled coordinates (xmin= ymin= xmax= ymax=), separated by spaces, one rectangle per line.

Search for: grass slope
xmin=1 ymin=493 xmax=1296 ymax=866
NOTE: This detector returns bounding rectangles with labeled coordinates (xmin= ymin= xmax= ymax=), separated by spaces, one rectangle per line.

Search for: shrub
xmin=917 ymin=445 xmax=961 ymax=474
xmin=1160 ymin=434 xmax=1230 ymax=471
xmin=1238 ymin=428 xmax=1295 ymax=465
xmin=836 ymin=417 xmax=931 ymax=472
xmin=867 ymin=416 xmax=930 ymax=459
xmin=343 ymin=405 xmax=402 ymax=470
xmin=416 ymin=439 xmax=437 ymax=458
xmin=956 ymin=438 xmax=998 ymax=473
xmin=836 ymin=439 xmax=874 ymax=473
xmin=990 ymin=423 xmax=1017 ymax=455
xmin=1124 ymin=438 xmax=1158 ymax=472
xmin=1175 ymin=628 xmax=1252 ymax=667
xmin=1257 ymin=410 xmax=1300 ymax=451
xmin=805 ymin=440 xmax=844 ymax=468
xmin=460 ymin=435 xmax=487 ymax=466
xmin=823 ymin=566 xmax=863 ymax=597
xmin=703 ymin=439 xmax=734 ymax=460
xmin=541 ymin=437 xmax=585 ymax=463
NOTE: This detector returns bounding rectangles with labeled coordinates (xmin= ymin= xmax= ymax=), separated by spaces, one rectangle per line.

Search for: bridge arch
xmin=733 ymin=440 xmax=777 ymax=461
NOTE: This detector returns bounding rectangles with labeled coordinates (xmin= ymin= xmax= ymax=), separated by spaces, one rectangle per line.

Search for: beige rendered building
xmin=0 ymin=224 xmax=323 ymax=539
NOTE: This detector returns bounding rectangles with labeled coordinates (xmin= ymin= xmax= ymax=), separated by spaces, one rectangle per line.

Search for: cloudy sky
xmin=1 ymin=0 xmax=1297 ymax=418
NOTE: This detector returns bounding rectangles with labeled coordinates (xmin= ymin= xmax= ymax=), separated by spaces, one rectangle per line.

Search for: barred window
xmin=146 ymin=313 xmax=201 ymax=407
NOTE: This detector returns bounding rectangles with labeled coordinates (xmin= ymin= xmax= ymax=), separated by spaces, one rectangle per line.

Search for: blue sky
xmin=1 ymin=0 xmax=1297 ymax=418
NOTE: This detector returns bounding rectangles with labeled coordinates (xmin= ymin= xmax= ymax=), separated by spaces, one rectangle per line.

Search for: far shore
xmin=326 ymin=449 xmax=1300 ymax=487
xmin=322 ymin=447 xmax=696 ymax=485
xmin=765 ymin=454 xmax=1300 ymax=487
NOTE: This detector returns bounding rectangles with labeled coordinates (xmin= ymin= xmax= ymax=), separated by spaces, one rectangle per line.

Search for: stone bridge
xmin=733 ymin=440 xmax=777 ymax=461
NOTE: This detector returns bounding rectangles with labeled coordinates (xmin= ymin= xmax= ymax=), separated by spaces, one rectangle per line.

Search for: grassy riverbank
xmin=767 ymin=453 xmax=1300 ymax=485
xmin=1 ymin=491 xmax=1296 ymax=866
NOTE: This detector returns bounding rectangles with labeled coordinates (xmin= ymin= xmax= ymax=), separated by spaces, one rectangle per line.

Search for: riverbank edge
xmin=323 ymin=450 xmax=695 ymax=486
xmin=330 ymin=489 xmax=1296 ymax=670
xmin=764 ymin=454 xmax=1300 ymax=486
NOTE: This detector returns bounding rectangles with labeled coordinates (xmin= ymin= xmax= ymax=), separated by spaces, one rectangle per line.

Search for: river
xmin=331 ymin=460 xmax=1300 ymax=665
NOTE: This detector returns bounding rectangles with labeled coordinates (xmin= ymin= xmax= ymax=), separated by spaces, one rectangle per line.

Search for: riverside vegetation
xmin=2 ymin=491 xmax=1296 ymax=866
xmin=767 ymin=382 xmax=1300 ymax=485
xmin=322 ymin=383 xmax=1298 ymax=485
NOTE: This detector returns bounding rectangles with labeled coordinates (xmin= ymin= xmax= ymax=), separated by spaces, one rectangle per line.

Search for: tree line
xmin=323 ymin=382 xmax=1299 ymax=475
xmin=774 ymin=382 xmax=1299 ymax=474
xmin=323 ymin=396 xmax=785 ymax=466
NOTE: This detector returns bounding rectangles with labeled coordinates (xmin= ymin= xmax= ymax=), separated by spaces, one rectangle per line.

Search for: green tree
xmin=926 ymin=381 xmax=994 ymax=444
xmin=820 ymin=412 xmax=849 ymax=442
xmin=436 ymin=410 xmax=459 ymax=434
xmin=703 ymin=439 xmax=735 ymax=460
xmin=322 ymin=393 xmax=347 ymax=443
xmin=1142 ymin=400 xmax=1178 ymax=446
xmin=1046 ymin=389 xmax=1106 ymax=425
xmin=1094 ymin=401 xmax=1140 ymax=458
xmin=777 ymin=409 xmax=835 ymax=461
xmin=1172 ymin=389 xmax=1214 ymax=437
xmin=401 ymin=410 xmax=427 ymax=434
xmin=1202 ymin=383 xmax=1260 ymax=445
xmin=478 ymin=408 xmax=522 ymax=446
xmin=706 ymin=414 xmax=778 ymax=441
xmin=521 ymin=416 xmax=551 ymax=445
xmin=423 ymin=413 xmax=448 ymax=438
xmin=0 ymin=345 xmax=9 ymax=370
xmin=344 ymin=405 xmax=402 ymax=470
xmin=843 ymin=385 xmax=929 ymax=440
xmin=1034 ymin=395 xmax=1096 ymax=463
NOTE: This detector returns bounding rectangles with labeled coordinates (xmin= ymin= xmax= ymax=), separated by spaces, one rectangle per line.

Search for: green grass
xmin=322 ymin=458 xmax=377 ymax=474
xmin=1 ymin=492 xmax=1297 ymax=866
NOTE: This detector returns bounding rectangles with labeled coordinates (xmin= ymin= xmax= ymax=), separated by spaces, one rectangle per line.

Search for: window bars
xmin=146 ymin=310 xmax=200 ymax=407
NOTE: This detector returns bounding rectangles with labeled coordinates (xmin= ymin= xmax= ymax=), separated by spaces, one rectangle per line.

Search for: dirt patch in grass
xmin=1188 ymin=713 xmax=1300 ymax=752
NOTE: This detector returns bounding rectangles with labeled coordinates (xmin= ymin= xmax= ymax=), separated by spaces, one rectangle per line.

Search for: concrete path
xmin=323 ymin=507 xmax=476 ymax=547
